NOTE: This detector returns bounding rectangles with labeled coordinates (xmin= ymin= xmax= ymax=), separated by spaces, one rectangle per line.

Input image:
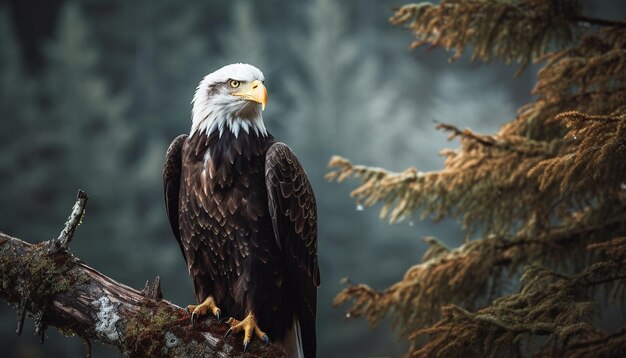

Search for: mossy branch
xmin=0 ymin=190 xmax=286 ymax=358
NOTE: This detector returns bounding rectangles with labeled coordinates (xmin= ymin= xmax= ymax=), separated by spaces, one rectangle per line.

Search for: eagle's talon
xmin=224 ymin=313 xmax=268 ymax=352
xmin=187 ymin=296 xmax=221 ymax=327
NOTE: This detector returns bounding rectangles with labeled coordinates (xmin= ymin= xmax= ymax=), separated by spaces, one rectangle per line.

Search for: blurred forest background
xmin=0 ymin=0 xmax=624 ymax=357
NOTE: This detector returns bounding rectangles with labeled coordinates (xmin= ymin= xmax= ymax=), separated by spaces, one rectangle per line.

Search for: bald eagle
xmin=163 ymin=64 xmax=320 ymax=357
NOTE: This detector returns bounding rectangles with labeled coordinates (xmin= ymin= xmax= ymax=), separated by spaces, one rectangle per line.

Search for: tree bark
xmin=0 ymin=191 xmax=286 ymax=357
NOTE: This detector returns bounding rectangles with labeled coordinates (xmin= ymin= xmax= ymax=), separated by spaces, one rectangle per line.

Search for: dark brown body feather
xmin=164 ymin=129 xmax=319 ymax=357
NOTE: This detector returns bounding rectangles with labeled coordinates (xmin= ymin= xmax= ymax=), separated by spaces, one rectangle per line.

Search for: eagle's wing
xmin=163 ymin=134 xmax=188 ymax=261
xmin=265 ymin=142 xmax=320 ymax=358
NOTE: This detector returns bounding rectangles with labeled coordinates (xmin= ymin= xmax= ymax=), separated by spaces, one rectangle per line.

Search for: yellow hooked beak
xmin=233 ymin=80 xmax=267 ymax=111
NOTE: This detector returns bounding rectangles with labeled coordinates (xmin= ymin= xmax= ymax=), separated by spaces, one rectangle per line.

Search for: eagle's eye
xmin=229 ymin=80 xmax=240 ymax=88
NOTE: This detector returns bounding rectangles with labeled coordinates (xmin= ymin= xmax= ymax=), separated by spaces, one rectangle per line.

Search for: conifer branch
xmin=333 ymin=210 xmax=626 ymax=337
xmin=435 ymin=122 xmax=496 ymax=147
xmin=330 ymin=0 xmax=626 ymax=356
xmin=555 ymin=327 xmax=626 ymax=357
xmin=529 ymin=110 xmax=626 ymax=193
xmin=411 ymin=237 xmax=626 ymax=357
xmin=435 ymin=122 xmax=558 ymax=155
xmin=390 ymin=0 xmax=582 ymax=72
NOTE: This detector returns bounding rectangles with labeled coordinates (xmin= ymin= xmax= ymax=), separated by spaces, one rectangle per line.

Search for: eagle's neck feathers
xmin=190 ymin=111 xmax=267 ymax=139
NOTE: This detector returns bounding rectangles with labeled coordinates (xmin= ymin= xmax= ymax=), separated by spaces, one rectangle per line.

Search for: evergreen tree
xmin=328 ymin=0 xmax=626 ymax=356
xmin=218 ymin=0 xmax=292 ymax=137
xmin=19 ymin=2 xmax=132 ymax=265
xmin=219 ymin=0 xmax=268 ymax=70
xmin=0 ymin=8 xmax=38 ymax=237
xmin=1 ymin=3 xmax=127 ymax=242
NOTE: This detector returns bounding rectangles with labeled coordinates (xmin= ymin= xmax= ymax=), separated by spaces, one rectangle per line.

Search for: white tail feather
xmin=282 ymin=318 xmax=304 ymax=358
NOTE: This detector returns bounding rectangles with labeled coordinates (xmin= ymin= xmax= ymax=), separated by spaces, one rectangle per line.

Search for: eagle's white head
xmin=191 ymin=63 xmax=268 ymax=138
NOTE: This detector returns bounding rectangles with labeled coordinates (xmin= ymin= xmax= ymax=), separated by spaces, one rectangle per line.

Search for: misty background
xmin=0 ymin=0 xmax=622 ymax=357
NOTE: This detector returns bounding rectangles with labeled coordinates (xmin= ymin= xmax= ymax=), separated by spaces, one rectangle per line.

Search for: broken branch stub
xmin=52 ymin=189 xmax=89 ymax=251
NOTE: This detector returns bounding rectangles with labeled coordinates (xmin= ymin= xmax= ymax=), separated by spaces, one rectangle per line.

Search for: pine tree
xmin=0 ymin=3 xmax=127 ymax=242
xmin=327 ymin=0 xmax=626 ymax=356
xmin=100 ymin=1 xmax=212 ymax=245
xmin=0 ymin=8 xmax=38 ymax=237
xmin=21 ymin=2 xmax=132 ymax=255
xmin=217 ymin=0 xmax=291 ymax=136
xmin=219 ymin=0 xmax=268 ymax=70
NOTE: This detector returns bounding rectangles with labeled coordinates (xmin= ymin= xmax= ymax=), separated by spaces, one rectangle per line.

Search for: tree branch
xmin=52 ymin=189 xmax=88 ymax=250
xmin=0 ymin=190 xmax=286 ymax=357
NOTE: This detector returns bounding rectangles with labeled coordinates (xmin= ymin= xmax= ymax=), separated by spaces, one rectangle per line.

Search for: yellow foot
xmin=224 ymin=313 xmax=270 ymax=352
xmin=186 ymin=296 xmax=221 ymax=326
